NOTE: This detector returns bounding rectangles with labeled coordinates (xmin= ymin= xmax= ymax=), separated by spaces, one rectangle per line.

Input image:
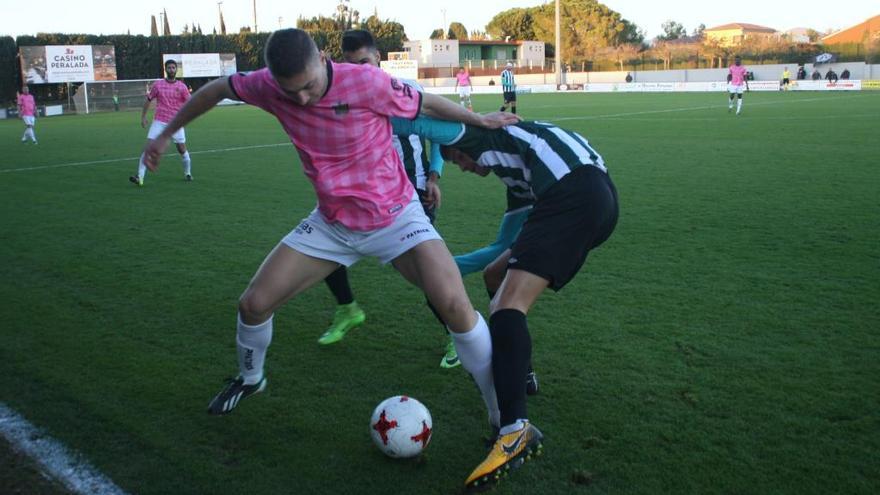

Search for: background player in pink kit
xmin=728 ymin=56 xmax=748 ymax=115
xmin=454 ymin=67 xmax=473 ymax=111
xmin=17 ymin=86 xmax=37 ymax=144
xmin=141 ymin=30 xmax=520 ymax=455
xmin=130 ymin=59 xmax=192 ymax=186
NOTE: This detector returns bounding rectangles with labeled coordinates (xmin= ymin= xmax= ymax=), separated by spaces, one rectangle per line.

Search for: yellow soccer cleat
xmin=465 ymin=421 xmax=543 ymax=492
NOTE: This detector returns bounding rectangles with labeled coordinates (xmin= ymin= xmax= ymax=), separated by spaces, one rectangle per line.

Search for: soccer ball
xmin=370 ymin=395 xmax=433 ymax=458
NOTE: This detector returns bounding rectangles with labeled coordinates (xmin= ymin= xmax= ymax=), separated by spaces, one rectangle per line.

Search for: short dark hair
xmin=265 ymin=28 xmax=319 ymax=78
xmin=342 ymin=29 xmax=376 ymax=53
xmin=164 ymin=59 xmax=177 ymax=68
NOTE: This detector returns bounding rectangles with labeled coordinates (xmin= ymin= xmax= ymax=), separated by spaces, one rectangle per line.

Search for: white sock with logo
xmin=181 ymin=152 xmax=191 ymax=176
xmin=451 ymin=312 xmax=500 ymax=427
xmin=237 ymin=313 xmax=273 ymax=385
xmin=137 ymin=154 xmax=147 ymax=180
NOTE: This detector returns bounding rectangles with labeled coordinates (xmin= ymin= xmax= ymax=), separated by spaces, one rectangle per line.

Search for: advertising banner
xmin=162 ymin=53 xmax=238 ymax=77
xmin=20 ymin=45 xmax=117 ymax=83
xmin=380 ymin=60 xmax=419 ymax=80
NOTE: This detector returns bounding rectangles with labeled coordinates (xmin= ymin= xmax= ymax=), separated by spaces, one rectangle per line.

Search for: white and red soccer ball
xmin=370 ymin=395 xmax=433 ymax=458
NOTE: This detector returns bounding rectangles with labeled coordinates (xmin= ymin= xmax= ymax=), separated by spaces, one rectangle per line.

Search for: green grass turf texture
xmin=1 ymin=91 xmax=878 ymax=495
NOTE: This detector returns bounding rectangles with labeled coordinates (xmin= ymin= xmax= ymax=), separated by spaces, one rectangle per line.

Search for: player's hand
xmin=479 ymin=111 xmax=520 ymax=129
xmin=142 ymin=137 xmax=169 ymax=171
xmin=422 ymin=176 xmax=442 ymax=209
xmin=141 ymin=116 xmax=148 ymax=128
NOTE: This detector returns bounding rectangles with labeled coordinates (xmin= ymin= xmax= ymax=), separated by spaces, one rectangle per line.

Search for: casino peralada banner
xmin=20 ymin=45 xmax=117 ymax=84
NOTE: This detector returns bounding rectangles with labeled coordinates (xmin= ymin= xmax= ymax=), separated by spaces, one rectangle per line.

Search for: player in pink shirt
xmin=727 ymin=56 xmax=748 ymax=115
xmin=130 ymin=59 xmax=192 ymax=186
xmin=454 ymin=67 xmax=473 ymax=111
xmin=142 ymin=30 xmax=519 ymax=448
xmin=17 ymin=86 xmax=37 ymax=144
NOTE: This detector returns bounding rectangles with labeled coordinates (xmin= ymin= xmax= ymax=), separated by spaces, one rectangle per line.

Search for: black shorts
xmin=417 ymin=188 xmax=437 ymax=224
xmin=508 ymin=166 xmax=618 ymax=291
xmin=782 ymin=78 xmax=790 ymax=85
xmin=503 ymin=91 xmax=517 ymax=103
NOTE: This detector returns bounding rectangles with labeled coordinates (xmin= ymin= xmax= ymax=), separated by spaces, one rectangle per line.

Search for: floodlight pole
xmin=253 ymin=0 xmax=257 ymax=32
xmin=555 ymin=0 xmax=561 ymax=85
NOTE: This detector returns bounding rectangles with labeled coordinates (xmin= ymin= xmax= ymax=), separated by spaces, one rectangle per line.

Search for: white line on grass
xmin=0 ymin=142 xmax=291 ymax=174
xmin=551 ymin=93 xmax=873 ymax=122
xmin=0 ymin=402 xmax=129 ymax=495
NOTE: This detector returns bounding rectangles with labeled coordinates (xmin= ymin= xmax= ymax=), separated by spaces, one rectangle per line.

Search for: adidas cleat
xmin=465 ymin=421 xmax=543 ymax=492
xmin=526 ymin=371 xmax=539 ymax=396
xmin=207 ymin=376 xmax=266 ymax=415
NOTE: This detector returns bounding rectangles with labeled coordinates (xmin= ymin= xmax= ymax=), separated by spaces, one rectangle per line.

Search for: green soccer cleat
xmin=440 ymin=336 xmax=461 ymax=368
xmin=129 ymin=175 xmax=143 ymax=187
xmin=317 ymin=302 xmax=366 ymax=345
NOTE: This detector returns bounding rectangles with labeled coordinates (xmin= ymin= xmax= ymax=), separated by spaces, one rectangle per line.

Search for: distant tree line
xmin=0 ymin=13 xmax=406 ymax=104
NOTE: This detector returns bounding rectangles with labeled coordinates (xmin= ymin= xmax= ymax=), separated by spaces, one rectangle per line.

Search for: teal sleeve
xmin=453 ymin=208 xmax=530 ymax=276
xmin=391 ymin=115 xmax=464 ymax=145
xmin=428 ymin=142 xmax=444 ymax=176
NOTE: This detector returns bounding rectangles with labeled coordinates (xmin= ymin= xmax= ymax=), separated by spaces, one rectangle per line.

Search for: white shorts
xmin=458 ymin=87 xmax=472 ymax=99
xmin=147 ymin=120 xmax=186 ymax=143
xmin=728 ymin=84 xmax=745 ymax=94
xmin=281 ymin=194 xmax=442 ymax=266
xmin=22 ymin=116 xmax=35 ymax=126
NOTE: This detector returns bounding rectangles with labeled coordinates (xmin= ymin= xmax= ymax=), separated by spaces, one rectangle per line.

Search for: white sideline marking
xmin=551 ymin=93 xmax=872 ymax=122
xmin=0 ymin=142 xmax=291 ymax=174
xmin=0 ymin=402 xmax=129 ymax=495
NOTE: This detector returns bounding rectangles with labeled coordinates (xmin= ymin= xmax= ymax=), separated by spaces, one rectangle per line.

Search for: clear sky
xmin=0 ymin=0 xmax=876 ymax=40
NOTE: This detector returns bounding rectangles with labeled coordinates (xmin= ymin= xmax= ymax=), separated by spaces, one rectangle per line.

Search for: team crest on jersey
xmin=390 ymin=78 xmax=413 ymax=99
xmin=333 ymin=102 xmax=350 ymax=115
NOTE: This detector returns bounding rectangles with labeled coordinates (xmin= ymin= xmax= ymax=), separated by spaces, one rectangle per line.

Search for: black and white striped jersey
xmin=449 ymin=121 xmax=606 ymax=198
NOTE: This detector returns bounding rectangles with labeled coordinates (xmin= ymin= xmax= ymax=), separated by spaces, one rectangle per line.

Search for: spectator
xmin=488 ymin=78 xmax=495 ymax=86
xmin=796 ymin=65 xmax=807 ymax=80
xmin=840 ymin=68 xmax=850 ymax=80
xmin=825 ymin=68 xmax=838 ymax=82
xmin=811 ymin=69 xmax=822 ymax=80
xmin=625 ymin=72 xmax=633 ymax=83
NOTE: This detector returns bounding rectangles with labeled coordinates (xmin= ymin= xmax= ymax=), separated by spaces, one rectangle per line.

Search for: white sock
xmin=22 ymin=129 xmax=28 ymax=141
xmin=500 ymin=419 xmax=526 ymax=435
xmin=451 ymin=312 xmax=500 ymax=427
xmin=181 ymin=152 xmax=191 ymax=175
xmin=737 ymin=99 xmax=743 ymax=112
xmin=237 ymin=313 xmax=274 ymax=384
xmin=137 ymin=154 xmax=147 ymax=180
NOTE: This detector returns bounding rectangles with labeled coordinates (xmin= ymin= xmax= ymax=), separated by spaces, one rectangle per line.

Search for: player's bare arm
xmin=421 ymin=92 xmax=519 ymax=129
xmin=140 ymin=97 xmax=152 ymax=128
xmin=143 ymin=77 xmax=235 ymax=170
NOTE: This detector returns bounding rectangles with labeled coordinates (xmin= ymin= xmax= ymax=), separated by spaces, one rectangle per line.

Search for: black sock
xmin=489 ymin=309 xmax=531 ymax=426
xmin=425 ymin=297 xmax=447 ymax=330
xmin=512 ymin=107 xmax=517 ymax=115
xmin=500 ymin=106 xmax=505 ymax=112
xmin=325 ymin=265 xmax=354 ymax=305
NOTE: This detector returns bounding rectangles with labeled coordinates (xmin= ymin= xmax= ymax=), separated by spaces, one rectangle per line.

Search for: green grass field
xmin=1 ymin=91 xmax=878 ymax=495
